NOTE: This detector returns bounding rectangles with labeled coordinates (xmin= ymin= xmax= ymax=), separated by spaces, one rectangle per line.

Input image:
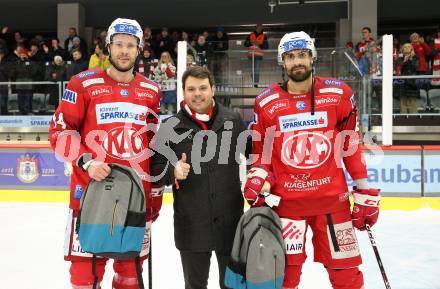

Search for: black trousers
xmin=180 ymin=250 xmax=230 ymax=289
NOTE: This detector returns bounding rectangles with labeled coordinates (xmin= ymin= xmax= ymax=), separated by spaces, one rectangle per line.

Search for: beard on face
xmin=109 ymin=54 xmax=136 ymax=73
xmin=287 ymin=64 xmax=312 ymax=82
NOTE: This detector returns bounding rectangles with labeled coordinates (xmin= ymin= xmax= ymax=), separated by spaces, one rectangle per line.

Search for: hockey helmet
xmin=106 ymin=18 xmax=143 ymax=48
xmin=277 ymin=31 xmax=317 ymax=65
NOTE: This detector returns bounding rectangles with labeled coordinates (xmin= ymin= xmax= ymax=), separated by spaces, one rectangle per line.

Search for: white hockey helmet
xmin=277 ymin=31 xmax=317 ymax=65
xmin=105 ymin=18 xmax=143 ymax=48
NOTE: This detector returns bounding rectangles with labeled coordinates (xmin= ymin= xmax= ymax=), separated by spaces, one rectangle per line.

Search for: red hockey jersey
xmin=252 ymin=76 xmax=367 ymax=216
xmin=49 ymin=68 xmax=161 ymax=211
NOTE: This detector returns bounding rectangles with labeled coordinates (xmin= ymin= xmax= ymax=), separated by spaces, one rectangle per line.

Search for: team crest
xmin=17 ymin=154 xmax=39 ymax=183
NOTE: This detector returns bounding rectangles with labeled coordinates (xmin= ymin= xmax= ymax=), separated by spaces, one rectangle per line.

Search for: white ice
xmin=1 ymin=202 xmax=440 ymax=289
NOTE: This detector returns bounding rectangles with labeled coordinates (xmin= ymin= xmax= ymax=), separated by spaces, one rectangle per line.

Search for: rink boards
xmin=0 ymin=189 xmax=439 ymax=211
xmin=0 ymin=144 xmax=439 ymax=210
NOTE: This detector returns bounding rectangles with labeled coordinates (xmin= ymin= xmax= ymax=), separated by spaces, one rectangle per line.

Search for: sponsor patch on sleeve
xmin=77 ymin=71 xmax=96 ymax=79
xmin=88 ymin=86 xmax=113 ymax=98
xmin=140 ymin=82 xmax=159 ymax=93
xmin=62 ymin=89 xmax=77 ymax=104
xmin=264 ymin=99 xmax=290 ymax=118
xmin=319 ymin=87 xmax=343 ymax=94
xmin=135 ymin=88 xmax=154 ymax=100
xmin=259 ymin=93 xmax=280 ymax=108
xmin=82 ymin=78 xmax=105 ymax=88
xmin=256 ymin=87 xmax=273 ymax=100
xmin=315 ymin=95 xmax=341 ymax=107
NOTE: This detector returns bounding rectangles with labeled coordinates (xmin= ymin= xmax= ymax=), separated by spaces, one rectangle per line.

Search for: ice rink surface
xmin=1 ymin=202 xmax=440 ymax=289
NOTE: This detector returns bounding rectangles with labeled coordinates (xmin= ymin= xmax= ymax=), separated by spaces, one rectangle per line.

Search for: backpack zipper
xmin=112 ymin=166 xmax=144 ymax=212
xmin=274 ymin=254 xmax=277 ymax=288
xmin=110 ymin=200 xmax=118 ymax=236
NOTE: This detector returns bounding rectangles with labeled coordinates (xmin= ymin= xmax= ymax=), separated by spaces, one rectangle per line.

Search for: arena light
xmin=278 ymin=0 xmax=348 ymax=4
xmin=268 ymin=0 xmax=277 ymax=13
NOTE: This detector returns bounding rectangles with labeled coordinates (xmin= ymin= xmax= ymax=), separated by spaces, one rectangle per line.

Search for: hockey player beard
xmin=287 ymin=64 xmax=312 ymax=82
xmin=109 ymin=54 xmax=136 ymax=73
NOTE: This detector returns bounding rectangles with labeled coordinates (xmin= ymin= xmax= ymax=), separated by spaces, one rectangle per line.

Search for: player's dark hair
xmin=182 ymin=65 xmax=215 ymax=89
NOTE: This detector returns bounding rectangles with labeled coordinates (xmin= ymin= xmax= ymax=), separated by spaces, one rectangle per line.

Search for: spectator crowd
xmin=0 ymin=24 xmax=236 ymax=115
xmin=1 ymin=22 xmax=439 ymax=115
xmin=348 ymin=26 xmax=440 ymax=113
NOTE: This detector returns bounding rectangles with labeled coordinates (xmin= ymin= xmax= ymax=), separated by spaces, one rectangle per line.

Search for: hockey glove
xmin=150 ymin=185 xmax=164 ymax=222
xmin=352 ymin=187 xmax=380 ymax=230
xmin=244 ymin=167 xmax=276 ymax=207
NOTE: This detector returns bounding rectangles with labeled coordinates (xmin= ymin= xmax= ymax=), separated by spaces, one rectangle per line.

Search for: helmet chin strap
xmin=310 ymin=70 xmax=315 ymax=116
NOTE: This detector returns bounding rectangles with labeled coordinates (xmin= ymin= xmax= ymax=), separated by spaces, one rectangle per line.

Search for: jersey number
xmin=53 ymin=112 xmax=67 ymax=129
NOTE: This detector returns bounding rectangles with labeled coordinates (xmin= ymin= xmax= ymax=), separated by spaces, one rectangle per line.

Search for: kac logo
xmin=102 ymin=126 xmax=144 ymax=160
xmin=281 ymin=132 xmax=332 ymax=169
xmin=120 ymin=89 xmax=129 ymax=97
xmin=296 ymin=101 xmax=306 ymax=110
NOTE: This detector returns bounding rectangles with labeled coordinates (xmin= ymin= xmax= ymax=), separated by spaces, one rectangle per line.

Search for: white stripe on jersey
xmin=259 ymin=93 xmax=280 ymax=107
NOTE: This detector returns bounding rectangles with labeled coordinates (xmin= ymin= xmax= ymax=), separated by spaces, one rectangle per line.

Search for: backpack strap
xmin=148 ymin=238 xmax=152 ymax=289
xmin=92 ymin=255 xmax=99 ymax=289
xmin=135 ymin=256 xmax=145 ymax=289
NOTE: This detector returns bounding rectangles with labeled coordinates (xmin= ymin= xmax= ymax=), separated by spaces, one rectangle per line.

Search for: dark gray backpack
xmin=76 ymin=163 xmax=146 ymax=260
xmin=225 ymin=207 xmax=285 ymax=289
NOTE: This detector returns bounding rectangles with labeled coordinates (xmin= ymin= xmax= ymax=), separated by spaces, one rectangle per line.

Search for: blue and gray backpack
xmin=225 ymin=206 xmax=285 ymax=289
xmin=76 ymin=163 xmax=147 ymax=260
